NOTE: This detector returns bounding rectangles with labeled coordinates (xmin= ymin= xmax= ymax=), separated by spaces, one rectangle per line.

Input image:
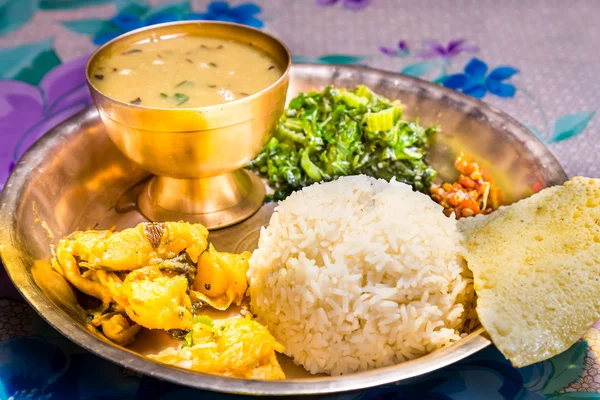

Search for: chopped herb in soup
xmin=91 ymin=35 xmax=282 ymax=108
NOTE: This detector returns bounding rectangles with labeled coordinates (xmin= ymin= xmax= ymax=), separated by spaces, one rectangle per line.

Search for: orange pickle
xmin=431 ymin=152 xmax=503 ymax=218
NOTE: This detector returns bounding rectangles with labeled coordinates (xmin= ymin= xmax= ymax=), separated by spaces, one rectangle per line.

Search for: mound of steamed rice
xmin=248 ymin=175 xmax=475 ymax=375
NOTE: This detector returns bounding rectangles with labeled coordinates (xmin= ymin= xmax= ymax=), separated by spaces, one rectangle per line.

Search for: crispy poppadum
xmin=459 ymin=177 xmax=600 ymax=367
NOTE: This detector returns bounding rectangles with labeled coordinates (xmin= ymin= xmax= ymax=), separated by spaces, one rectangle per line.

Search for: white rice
xmin=247 ymin=175 xmax=474 ymax=376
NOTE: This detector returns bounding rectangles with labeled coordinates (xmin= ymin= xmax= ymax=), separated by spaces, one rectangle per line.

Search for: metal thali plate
xmin=0 ymin=64 xmax=567 ymax=396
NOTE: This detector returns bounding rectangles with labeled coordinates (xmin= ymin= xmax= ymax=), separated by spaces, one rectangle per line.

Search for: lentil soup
xmin=90 ymin=35 xmax=282 ymax=108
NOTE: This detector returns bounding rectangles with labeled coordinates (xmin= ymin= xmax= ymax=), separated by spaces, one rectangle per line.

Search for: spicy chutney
xmin=90 ymin=35 xmax=282 ymax=108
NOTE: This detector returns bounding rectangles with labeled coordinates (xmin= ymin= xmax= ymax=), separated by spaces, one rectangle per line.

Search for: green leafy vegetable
xmin=179 ymin=316 xmax=215 ymax=348
xmin=247 ymin=85 xmax=438 ymax=201
xmin=300 ymin=149 xmax=325 ymax=181
xmin=181 ymin=330 xmax=194 ymax=348
xmin=194 ymin=315 xmax=214 ymax=327
xmin=365 ymin=107 xmax=395 ymax=131
xmin=340 ymin=91 xmax=367 ymax=108
xmin=173 ymin=93 xmax=189 ymax=106
xmin=160 ymin=92 xmax=168 ymax=98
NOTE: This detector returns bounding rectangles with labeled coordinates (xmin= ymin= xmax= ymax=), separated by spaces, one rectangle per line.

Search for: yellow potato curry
xmin=150 ymin=315 xmax=285 ymax=380
xmin=50 ymin=221 xmax=285 ymax=380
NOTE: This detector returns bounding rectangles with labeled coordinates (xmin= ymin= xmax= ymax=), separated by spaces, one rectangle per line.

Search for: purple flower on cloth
xmin=316 ymin=0 xmax=371 ymax=10
xmin=443 ymin=58 xmax=519 ymax=99
xmin=417 ymin=39 xmax=478 ymax=60
xmin=0 ymin=56 xmax=92 ymax=189
xmin=379 ymin=41 xmax=409 ymax=57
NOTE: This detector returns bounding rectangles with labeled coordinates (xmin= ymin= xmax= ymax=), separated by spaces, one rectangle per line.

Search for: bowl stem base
xmin=138 ymin=169 xmax=265 ymax=230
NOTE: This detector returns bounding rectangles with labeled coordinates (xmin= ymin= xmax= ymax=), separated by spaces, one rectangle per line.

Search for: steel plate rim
xmin=0 ymin=63 xmax=567 ymax=395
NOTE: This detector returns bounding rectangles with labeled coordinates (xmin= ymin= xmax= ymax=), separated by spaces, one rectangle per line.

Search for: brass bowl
xmin=86 ymin=21 xmax=291 ymax=229
xmin=0 ymin=64 xmax=567 ymax=396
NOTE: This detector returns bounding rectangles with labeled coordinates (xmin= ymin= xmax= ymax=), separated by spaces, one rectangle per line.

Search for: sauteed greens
xmin=248 ymin=85 xmax=438 ymax=200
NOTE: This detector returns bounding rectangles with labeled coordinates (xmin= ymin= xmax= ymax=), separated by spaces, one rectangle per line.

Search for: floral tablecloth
xmin=0 ymin=0 xmax=599 ymax=398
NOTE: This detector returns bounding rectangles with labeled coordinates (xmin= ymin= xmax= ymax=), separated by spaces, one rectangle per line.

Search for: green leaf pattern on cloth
xmin=37 ymin=0 xmax=112 ymax=10
xmin=522 ymin=341 xmax=589 ymax=395
xmin=548 ymin=112 xmax=596 ymax=143
xmin=292 ymin=54 xmax=367 ymax=65
xmin=0 ymin=0 xmax=36 ymax=36
xmin=61 ymin=18 xmax=113 ymax=35
xmin=400 ymin=61 xmax=438 ymax=77
xmin=0 ymin=38 xmax=61 ymax=85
